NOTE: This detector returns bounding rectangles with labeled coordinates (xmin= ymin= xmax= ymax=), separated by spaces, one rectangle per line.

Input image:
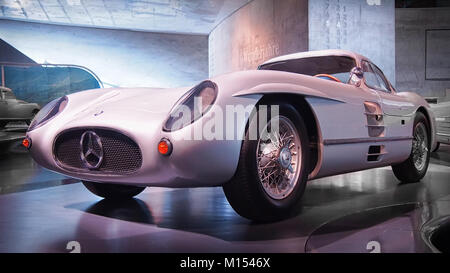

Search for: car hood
xmin=69 ymin=87 xmax=190 ymax=115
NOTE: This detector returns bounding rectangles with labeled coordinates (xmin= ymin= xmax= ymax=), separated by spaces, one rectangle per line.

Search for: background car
xmin=430 ymin=101 xmax=450 ymax=151
xmin=0 ymin=86 xmax=40 ymax=128
xmin=25 ymin=50 xmax=436 ymax=222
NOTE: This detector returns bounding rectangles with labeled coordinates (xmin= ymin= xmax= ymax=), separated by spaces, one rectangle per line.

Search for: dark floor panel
xmin=305 ymin=203 xmax=433 ymax=252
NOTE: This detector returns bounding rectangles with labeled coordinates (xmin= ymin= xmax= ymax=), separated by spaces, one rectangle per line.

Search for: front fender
xmin=232 ymin=82 xmax=344 ymax=103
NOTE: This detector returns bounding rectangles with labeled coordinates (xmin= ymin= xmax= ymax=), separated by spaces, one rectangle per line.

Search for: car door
xmin=358 ymin=61 xmax=386 ymax=136
xmin=362 ymin=60 xmax=414 ymax=139
xmin=369 ymin=62 xmax=415 ymax=117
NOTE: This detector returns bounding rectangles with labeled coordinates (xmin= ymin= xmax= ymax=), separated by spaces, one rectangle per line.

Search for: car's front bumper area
xmin=26 ymin=106 xmax=242 ymax=188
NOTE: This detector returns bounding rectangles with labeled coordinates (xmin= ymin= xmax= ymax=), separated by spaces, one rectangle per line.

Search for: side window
xmin=361 ymin=61 xmax=382 ymax=89
xmin=370 ymin=63 xmax=391 ymax=93
xmin=4 ymin=91 xmax=15 ymax=99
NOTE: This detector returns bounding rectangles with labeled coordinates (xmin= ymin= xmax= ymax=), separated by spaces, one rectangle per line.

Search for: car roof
xmin=0 ymin=86 xmax=12 ymax=91
xmin=260 ymin=49 xmax=368 ymax=66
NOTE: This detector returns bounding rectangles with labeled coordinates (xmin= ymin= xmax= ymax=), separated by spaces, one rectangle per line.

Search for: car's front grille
xmin=54 ymin=128 xmax=142 ymax=174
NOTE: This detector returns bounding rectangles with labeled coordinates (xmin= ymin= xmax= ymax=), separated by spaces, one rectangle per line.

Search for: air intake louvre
xmin=54 ymin=128 xmax=142 ymax=174
xmin=367 ymin=145 xmax=385 ymax=162
xmin=364 ymin=101 xmax=385 ymax=137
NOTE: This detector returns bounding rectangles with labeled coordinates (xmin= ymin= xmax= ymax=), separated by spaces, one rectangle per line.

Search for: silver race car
xmin=430 ymin=101 xmax=450 ymax=151
xmin=0 ymin=86 xmax=40 ymax=128
xmin=25 ymin=50 xmax=436 ymax=221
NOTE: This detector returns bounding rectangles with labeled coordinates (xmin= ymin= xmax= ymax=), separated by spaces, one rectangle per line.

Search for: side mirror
xmin=349 ymin=67 xmax=364 ymax=87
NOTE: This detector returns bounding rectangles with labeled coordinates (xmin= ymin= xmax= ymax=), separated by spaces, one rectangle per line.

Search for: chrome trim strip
xmin=323 ymin=136 xmax=412 ymax=145
xmin=364 ymin=112 xmax=383 ymax=116
xmin=367 ymin=152 xmax=388 ymax=156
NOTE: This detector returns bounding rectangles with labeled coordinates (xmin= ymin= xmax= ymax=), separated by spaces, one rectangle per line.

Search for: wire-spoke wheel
xmin=392 ymin=112 xmax=430 ymax=183
xmin=412 ymin=122 xmax=428 ymax=172
xmin=223 ymin=101 xmax=310 ymax=222
xmin=256 ymin=116 xmax=302 ymax=200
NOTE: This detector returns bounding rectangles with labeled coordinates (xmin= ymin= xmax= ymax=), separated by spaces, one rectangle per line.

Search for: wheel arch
xmin=254 ymin=93 xmax=322 ymax=178
xmin=416 ymin=106 xmax=436 ymax=150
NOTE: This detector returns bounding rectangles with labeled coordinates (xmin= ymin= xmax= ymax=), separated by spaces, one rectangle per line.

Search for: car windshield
xmin=2 ymin=90 xmax=15 ymax=99
xmin=258 ymin=56 xmax=356 ymax=83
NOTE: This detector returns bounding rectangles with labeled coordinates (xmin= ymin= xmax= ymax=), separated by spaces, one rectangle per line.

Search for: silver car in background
xmin=0 ymin=86 xmax=40 ymax=128
xmin=430 ymin=101 xmax=450 ymax=151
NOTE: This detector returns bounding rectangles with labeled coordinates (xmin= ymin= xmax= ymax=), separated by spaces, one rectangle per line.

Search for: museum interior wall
xmin=208 ymin=0 xmax=308 ymax=77
xmin=395 ymin=7 xmax=450 ymax=100
xmin=0 ymin=19 xmax=209 ymax=90
xmin=309 ymin=0 xmax=396 ymax=84
xmin=1 ymin=1 xmax=449 ymax=103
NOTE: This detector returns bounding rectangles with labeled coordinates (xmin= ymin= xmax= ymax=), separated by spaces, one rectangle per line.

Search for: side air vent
xmin=364 ymin=101 xmax=385 ymax=137
xmin=367 ymin=145 xmax=386 ymax=162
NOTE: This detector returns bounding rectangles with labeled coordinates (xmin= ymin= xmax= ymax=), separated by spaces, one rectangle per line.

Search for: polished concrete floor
xmin=0 ymin=132 xmax=449 ymax=252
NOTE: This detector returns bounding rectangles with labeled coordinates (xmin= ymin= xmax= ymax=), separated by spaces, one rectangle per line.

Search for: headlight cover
xmin=163 ymin=80 xmax=218 ymax=132
xmin=28 ymin=96 xmax=68 ymax=131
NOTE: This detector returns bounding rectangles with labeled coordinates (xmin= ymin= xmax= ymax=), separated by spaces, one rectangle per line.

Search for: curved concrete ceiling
xmin=0 ymin=0 xmax=252 ymax=34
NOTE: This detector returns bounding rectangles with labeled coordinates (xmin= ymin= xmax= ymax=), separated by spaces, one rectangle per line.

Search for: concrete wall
xmin=208 ymin=0 xmax=308 ymax=77
xmin=396 ymin=8 xmax=450 ymax=99
xmin=309 ymin=0 xmax=396 ymax=84
xmin=0 ymin=19 xmax=208 ymax=88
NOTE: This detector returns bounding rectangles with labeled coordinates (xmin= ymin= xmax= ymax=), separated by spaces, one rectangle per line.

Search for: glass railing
xmin=0 ymin=62 xmax=103 ymax=107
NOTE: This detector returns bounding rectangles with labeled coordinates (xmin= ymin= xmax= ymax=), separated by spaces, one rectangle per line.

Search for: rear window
xmin=259 ymin=56 xmax=356 ymax=82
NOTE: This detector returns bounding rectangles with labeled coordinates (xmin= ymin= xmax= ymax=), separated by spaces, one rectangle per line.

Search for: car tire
xmin=223 ymin=101 xmax=310 ymax=222
xmin=82 ymin=181 xmax=146 ymax=199
xmin=432 ymin=142 xmax=440 ymax=152
xmin=392 ymin=112 xmax=430 ymax=183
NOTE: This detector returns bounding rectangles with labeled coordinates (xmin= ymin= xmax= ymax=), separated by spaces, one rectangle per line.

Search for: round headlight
xmin=163 ymin=80 xmax=218 ymax=132
xmin=28 ymin=96 xmax=68 ymax=131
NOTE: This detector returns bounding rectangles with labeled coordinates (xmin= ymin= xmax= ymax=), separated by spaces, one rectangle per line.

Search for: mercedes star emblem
xmin=80 ymin=130 xmax=104 ymax=170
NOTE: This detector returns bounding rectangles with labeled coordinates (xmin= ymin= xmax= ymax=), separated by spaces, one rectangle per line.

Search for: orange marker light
xmin=22 ymin=137 xmax=31 ymax=149
xmin=158 ymin=138 xmax=172 ymax=156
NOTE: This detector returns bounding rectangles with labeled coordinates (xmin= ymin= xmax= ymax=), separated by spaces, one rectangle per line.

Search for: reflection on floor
xmin=0 ymin=139 xmax=449 ymax=252
xmin=0 ymin=134 xmax=78 ymax=195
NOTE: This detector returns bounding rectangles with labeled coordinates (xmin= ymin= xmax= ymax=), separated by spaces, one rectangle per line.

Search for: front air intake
xmin=54 ymin=128 xmax=142 ymax=174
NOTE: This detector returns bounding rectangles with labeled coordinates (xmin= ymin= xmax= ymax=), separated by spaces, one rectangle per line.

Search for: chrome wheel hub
xmin=412 ymin=122 xmax=428 ymax=172
xmin=278 ymin=147 xmax=292 ymax=169
xmin=256 ymin=116 xmax=301 ymax=200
